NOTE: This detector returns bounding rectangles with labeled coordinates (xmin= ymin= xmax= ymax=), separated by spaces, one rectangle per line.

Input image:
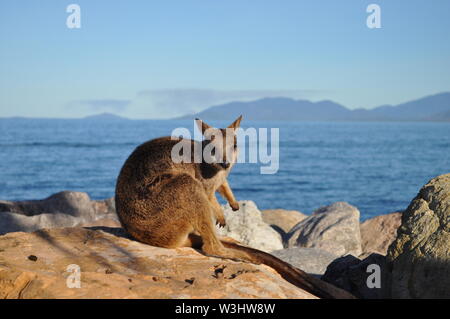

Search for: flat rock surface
xmin=0 ymin=227 xmax=316 ymax=299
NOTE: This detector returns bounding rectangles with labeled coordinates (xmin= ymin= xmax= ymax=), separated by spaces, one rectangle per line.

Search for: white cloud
xmin=68 ymin=99 xmax=132 ymax=114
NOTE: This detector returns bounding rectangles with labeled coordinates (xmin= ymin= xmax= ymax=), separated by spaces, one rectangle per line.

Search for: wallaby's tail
xmin=221 ymin=241 xmax=356 ymax=299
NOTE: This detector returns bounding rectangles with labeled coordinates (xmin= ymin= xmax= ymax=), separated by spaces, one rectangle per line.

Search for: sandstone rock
xmin=78 ymin=218 xmax=121 ymax=228
xmin=287 ymin=202 xmax=362 ymax=257
xmin=217 ymin=201 xmax=283 ymax=252
xmin=0 ymin=192 xmax=119 ymax=235
xmin=387 ymin=174 xmax=450 ymax=299
xmin=261 ymin=209 xmax=307 ymax=240
xmin=322 ymin=253 xmax=387 ymax=299
xmin=271 ymin=247 xmax=339 ymax=276
xmin=360 ymin=212 xmax=402 ymax=257
xmin=0 ymin=227 xmax=317 ymax=299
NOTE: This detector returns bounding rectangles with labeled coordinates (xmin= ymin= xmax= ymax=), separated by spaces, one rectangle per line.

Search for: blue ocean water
xmin=0 ymin=119 xmax=449 ymax=220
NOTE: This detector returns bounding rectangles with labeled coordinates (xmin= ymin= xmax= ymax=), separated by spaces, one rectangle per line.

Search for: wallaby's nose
xmin=220 ymin=162 xmax=230 ymax=169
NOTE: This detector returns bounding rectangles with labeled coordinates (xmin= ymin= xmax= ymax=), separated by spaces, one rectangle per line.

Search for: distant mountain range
xmin=1 ymin=92 xmax=449 ymax=122
xmin=177 ymin=92 xmax=450 ymax=122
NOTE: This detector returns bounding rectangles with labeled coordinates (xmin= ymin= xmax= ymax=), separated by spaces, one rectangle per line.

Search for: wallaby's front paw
xmin=230 ymin=202 xmax=240 ymax=211
xmin=216 ymin=216 xmax=226 ymax=227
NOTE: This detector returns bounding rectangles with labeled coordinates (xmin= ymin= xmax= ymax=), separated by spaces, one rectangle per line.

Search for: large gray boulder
xmin=287 ymin=202 xmax=362 ymax=257
xmin=387 ymin=174 xmax=450 ymax=298
xmin=217 ymin=201 xmax=283 ymax=252
xmin=271 ymin=247 xmax=339 ymax=276
xmin=0 ymin=212 xmax=82 ymax=235
xmin=0 ymin=192 xmax=119 ymax=235
xmin=0 ymin=191 xmax=95 ymax=217
xmin=261 ymin=209 xmax=307 ymax=242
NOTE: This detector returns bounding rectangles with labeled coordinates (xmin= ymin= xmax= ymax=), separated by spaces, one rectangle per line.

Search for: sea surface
xmin=0 ymin=119 xmax=449 ymax=220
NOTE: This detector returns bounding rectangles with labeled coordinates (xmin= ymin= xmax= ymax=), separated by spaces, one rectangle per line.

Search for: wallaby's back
xmin=115 ymin=136 xmax=204 ymax=247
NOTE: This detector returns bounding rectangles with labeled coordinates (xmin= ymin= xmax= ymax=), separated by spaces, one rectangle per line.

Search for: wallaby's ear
xmin=195 ymin=118 xmax=213 ymax=136
xmin=228 ymin=115 xmax=243 ymax=130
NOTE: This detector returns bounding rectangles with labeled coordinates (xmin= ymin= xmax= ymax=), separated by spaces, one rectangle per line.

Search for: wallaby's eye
xmin=234 ymin=143 xmax=237 ymax=149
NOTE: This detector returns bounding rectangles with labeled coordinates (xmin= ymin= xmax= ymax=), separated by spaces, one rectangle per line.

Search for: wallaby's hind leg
xmin=194 ymin=205 xmax=251 ymax=262
xmin=129 ymin=215 xmax=194 ymax=249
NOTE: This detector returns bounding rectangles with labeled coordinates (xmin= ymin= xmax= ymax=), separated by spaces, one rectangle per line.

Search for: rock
xmin=360 ymin=212 xmax=402 ymax=257
xmin=92 ymin=197 xmax=117 ymax=218
xmin=217 ymin=201 xmax=283 ymax=252
xmin=387 ymin=174 xmax=450 ymax=299
xmin=0 ymin=191 xmax=95 ymax=217
xmin=261 ymin=209 xmax=307 ymax=240
xmin=78 ymin=218 xmax=122 ymax=228
xmin=287 ymin=202 xmax=362 ymax=257
xmin=0 ymin=192 xmax=119 ymax=235
xmin=0 ymin=212 xmax=83 ymax=235
xmin=271 ymin=247 xmax=339 ymax=276
xmin=0 ymin=227 xmax=317 ymax=299
xmin=322 ymin=253 xmax=387 ymax=299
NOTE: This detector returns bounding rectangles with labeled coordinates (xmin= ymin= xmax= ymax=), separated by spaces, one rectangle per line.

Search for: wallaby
xmin=115 ymin=116 xmax=354 ymax=299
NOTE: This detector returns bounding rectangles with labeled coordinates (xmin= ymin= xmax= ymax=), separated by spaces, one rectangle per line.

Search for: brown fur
xmin=115 ymin=117 xmax=355 ymax=299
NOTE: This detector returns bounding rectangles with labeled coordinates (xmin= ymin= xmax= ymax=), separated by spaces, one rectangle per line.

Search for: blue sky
xmin=1 ymin=0 xmax=449 ymax=118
